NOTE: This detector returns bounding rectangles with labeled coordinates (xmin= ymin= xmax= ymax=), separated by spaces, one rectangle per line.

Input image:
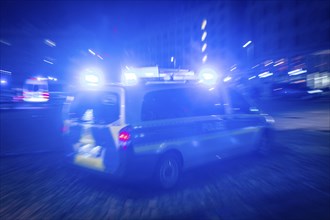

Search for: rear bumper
xmin=65 ymin=151 xmax=159 ymax=181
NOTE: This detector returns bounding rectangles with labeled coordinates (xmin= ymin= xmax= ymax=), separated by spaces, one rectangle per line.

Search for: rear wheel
xmin=155 ymin=153 xmax=181 ymax=189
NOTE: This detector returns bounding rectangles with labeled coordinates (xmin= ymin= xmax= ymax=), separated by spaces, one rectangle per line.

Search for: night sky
xmin=1 ymin=0 xmax=186 ymax=82
xmin=1 ymin=0 xmax=181 ymax=39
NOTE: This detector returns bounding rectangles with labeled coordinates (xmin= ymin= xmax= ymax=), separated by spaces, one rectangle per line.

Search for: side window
xmin=141 ymin=88 xmax=224 ymax=121
xmin=227 ymin=90 xmax=251 ymax=114
xmin=141 ymin=89 xmax=187 ymax=121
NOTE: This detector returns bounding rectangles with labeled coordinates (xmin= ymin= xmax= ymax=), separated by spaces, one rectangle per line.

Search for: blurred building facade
xmin=245 ymin=0 xmax=330 ymax=95
xmin=123 ymin=1 xmax=245 ymax=73
xmin=247 ymin=0 xmax=329 ymax=63
xmin=123 ymin=0 xmax=330 ymax=96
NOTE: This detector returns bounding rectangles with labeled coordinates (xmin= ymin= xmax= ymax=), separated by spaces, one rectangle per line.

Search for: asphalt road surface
xmin=0 ymin=99 xmax=329 ymax=220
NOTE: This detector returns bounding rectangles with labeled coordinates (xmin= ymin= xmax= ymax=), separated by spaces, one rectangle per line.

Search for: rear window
xmin=24 ymin=84 xmax=48 ymax=92
xmin=141 ymin=87 xmax=224 ymax=121
xmin=69 ymin=92 xmax=120 ymax=124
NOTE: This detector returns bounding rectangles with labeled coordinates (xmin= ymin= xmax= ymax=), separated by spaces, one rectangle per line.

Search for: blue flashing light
xmin=199 ymin=68 xmax=218 ymax=86
xmin=80 ymin=67 xmax=104 ymax=89
xmin=85 ymin=74 xmax=99 ymax=84
xmin=122 ymin=72 xmax=138 ymax=85
xmin=202 ymin=73 xmax=215 ymax=80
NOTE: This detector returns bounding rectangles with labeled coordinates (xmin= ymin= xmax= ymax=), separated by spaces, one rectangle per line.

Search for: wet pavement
xmin=0 ymin=99 xmax=329 ymax=220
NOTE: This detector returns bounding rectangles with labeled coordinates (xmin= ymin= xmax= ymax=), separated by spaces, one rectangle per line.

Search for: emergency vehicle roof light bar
xmin=121 ymin=67 xmax=198 ymax=86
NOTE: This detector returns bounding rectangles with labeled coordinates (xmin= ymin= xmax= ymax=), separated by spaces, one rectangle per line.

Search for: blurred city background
xmin=1 ymin=0 xmax=329 ymax=104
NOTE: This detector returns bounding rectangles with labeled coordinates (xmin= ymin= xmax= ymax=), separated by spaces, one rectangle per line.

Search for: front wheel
xmin=155 ymin=153 xmax=181 ymax=189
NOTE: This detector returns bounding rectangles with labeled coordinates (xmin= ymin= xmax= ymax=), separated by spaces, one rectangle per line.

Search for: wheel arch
xmin=160 ymin=148 xmax=184 ymax=169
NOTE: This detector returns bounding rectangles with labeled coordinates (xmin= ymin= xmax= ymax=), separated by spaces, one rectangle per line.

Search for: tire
xmin=155 ymin=153 xmax=181 ymax=189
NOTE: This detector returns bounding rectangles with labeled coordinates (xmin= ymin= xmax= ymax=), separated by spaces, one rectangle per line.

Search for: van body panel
xmin=63 ymin=83 xmax=274 ymax=180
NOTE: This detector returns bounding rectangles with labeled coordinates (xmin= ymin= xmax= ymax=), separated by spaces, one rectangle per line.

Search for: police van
xmin=23 ymin=77 xmax=49 ymax=102
xmin=62 ymin=68 xmax=275 ymax=189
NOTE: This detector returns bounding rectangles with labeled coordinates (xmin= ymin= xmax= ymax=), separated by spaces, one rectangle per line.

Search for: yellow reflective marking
xmin=74 ymin=155 xmax=105 ymax=171
xmin=134 ymin=144 xmax=160 ymax=153
xmin=134 ymin=126 xmax=261 ymax=154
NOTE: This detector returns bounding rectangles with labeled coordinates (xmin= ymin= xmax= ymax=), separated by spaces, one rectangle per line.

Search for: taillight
xmin=119 ymin=130 xmax=131 ymax=150
xmin=119 ymin=131 xmax=130 ymax=142
xmin=42 ymin=92 xmax=49 ymax=97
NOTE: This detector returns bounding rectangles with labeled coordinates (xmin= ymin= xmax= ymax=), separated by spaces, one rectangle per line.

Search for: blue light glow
xmin=80 ymin=67 xmax=104 ymax=88
xmin=199 ymin=68 xmax=218 ymax=85
xmin=122 ymin=73 xmax=138 ymax=85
